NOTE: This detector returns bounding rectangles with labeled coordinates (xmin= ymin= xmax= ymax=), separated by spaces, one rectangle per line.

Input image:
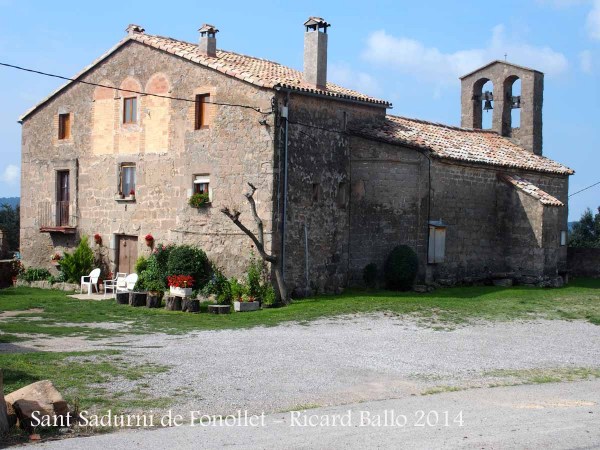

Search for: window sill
xmin=193 ymin=126 xmax=210 ymax=131
xmin=190 ymin=202 xmax=212 ymax=208
xmin=115 ymin=196 xmax=136 ymax=202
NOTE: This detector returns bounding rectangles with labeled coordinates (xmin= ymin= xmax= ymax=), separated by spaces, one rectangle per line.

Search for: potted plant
xmin=234 ymin=293 xmax=260 ymax=312
xmin=50 ymin=252 xmax=62 ymax=265
xmin=145 ymin=279 xmax=165 ymax=308
xmin=168 ymin=275 xmax=194 ymax=298
xmin=94 ymin=233 xmax=102 ymax=245
xmin=144 ymin=234 xmax=154 ymax=247
xmin=128 ymin=189 xmax=135 ymax=200
xmin=189 ymin=192 xmax=210 ymax=208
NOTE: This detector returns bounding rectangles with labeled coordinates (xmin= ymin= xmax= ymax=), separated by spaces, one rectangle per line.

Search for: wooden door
xmin=117 ymin=235 xmax=138 ymax=274
xmin=56 ymin=171 xmax=69 ymax=226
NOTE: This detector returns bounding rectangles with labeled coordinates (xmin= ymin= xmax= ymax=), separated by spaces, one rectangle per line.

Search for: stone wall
xmin=348 ymin=138 xmax=428 ymax=283
xmin=281 ymin=93 xmax=385 ymax=295
xmin=21 ymin=40 xmax=276 ymax=277
xmin=568 ymin=248 xmax=600 ymax=278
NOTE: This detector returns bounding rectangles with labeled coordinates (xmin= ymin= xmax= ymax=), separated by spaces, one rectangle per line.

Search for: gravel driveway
xmin=28 ymin=315 xmax=598 ymax=417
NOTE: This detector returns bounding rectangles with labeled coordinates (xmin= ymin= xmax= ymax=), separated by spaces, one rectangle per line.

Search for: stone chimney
xmin=303 ymin=17 xmax=330 ymax=88
xmin=125 ymin=24 xmax=145 ymax=35
xmin=198 ymin=24 xmax=219 ymax=57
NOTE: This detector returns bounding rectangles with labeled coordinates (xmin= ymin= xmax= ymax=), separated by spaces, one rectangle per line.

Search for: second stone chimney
xmin=303 ymin=17 xmax=330 ymax=88
xmin=198 ymin=24 xmax=219 ymax=57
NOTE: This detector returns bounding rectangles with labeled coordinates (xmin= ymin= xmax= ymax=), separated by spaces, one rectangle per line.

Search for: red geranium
xmin=145 ymin=234 xmax=154 ymax=241
xmin=167 ymin=275 xmax=195 ymax=288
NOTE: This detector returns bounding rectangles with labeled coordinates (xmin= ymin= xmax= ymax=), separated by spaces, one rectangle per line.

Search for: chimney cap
xmin=199 ymin=24 xmax=219 ymax=36
xmin=304 ymin=17 xmax=330 ymax=31
xmin=126 ymin=24 xmax=145 ymax=35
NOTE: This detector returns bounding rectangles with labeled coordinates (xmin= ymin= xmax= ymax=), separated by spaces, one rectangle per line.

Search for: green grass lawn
xmin=0 ymin=278 xmax=599 ymax=340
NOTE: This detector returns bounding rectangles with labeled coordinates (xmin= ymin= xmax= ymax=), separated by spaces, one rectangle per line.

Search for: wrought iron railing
xmin=38 ymin=201 xmax=76 ymax=229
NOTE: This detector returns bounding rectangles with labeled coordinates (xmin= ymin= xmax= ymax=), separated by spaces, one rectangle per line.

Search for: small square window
xmin=123 ymin=97 xmax=137 ymax=124
xmin=194 ymin=94 xmax=210 ymax=129
xmin=58 ymin=113 xmax=71 ymax=140
xmin=192 ymin=174 xmax=211 ymax=203
xmin=119 ymin=164 xmax=136 ymax=197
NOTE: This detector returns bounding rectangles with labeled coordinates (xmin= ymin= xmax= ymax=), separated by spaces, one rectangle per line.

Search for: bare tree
xmin=221 ymin=182 xmax=289 ymax=304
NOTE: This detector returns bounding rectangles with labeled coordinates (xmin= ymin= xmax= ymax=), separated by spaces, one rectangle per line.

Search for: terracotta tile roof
xmin=498 ymin=173 xmax=564 ymax=206
xmin=130 ymin=33 xmax=389 ymax=106
xmin=350 ymin=115 xmax=573 ymax=175
xmin=19 ymin=31 xmax=389 ymax=122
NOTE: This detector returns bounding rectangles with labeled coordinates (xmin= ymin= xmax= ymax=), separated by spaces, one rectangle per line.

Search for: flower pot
xmin=182 ymin=298 xmax=200 ymax=313
xmin=145 ymin=239 xmax=154 ymax=247
xmin=12 ymin=277 xmax=17 ymax=287
xmin=170 ymin=286 xmax=193 ymax=298
xmin=234 ymin=301 xmax=260 ymax=312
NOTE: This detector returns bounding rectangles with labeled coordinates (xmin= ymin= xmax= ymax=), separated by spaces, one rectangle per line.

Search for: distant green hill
xmin=0 ymin=197 xmax=19 ymax=208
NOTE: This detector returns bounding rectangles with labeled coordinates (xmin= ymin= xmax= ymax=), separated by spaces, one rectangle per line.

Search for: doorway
xmin=117 ymin=235 xmax=138 ymax=274
xmin=56 ymin=171 xmax=70 ymax=226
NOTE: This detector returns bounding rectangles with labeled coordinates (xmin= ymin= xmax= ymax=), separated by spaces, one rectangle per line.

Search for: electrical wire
xmin=0 ymin=62 xmax=272 ymax=114
xmin=569 ymin=180 xmax=600 ymax=197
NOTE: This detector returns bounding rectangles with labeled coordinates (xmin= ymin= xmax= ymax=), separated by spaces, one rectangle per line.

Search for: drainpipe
xmin=281 ymin=92 xmax=290 ymax=280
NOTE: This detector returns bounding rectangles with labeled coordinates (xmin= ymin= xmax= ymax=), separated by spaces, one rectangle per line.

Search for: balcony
xmin=38 ymin=201 xmax=77 ymax=234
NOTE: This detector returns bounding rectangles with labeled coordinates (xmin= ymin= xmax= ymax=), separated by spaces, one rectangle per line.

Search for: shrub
xmin=262 ymin=285 xmax=276 ymax=306
xmin=134 ymin=256 xmax=148 ymax=274
xmin=18 ymin=267 xmax=51 ymax=282
xmin=166 ymin=245 xmax=209 ymax=288
xmin=152 ymin=243 xmax=175 ymax=285
xmin=229 ymin=278 xmax=245 ymax=302
xmin=363 ymin=263 xmax=377 ymax=288
xmin=202 ymin=265 xmax=232 ymax=305
xmin=135 ymin=255 xmax=166 ymax=292
xmin=246 ymin=255 xmax=265 ymax=300
xmin=189 ymin=192 xmax=210 ymax=208
xmin=58 ymin=236 xmax=94 ymax=283
xmin=384 ymin=245 xmax=418 ymax=291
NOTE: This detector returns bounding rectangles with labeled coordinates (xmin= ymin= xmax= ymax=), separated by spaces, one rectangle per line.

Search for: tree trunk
xmin=165 ymin=296 xmax=182 ymax=311
xmin=116 ymin=292 xmax=129 ymax=305
xmin=182 ymin=298 xmax=200 ymax=313
xmin=0 ymin=370 xmax=9 ymax=434
xmin=146 ymin=293 xmax=163 ymax=308
xmin=129 ymin=292 xmax=147 ymax=307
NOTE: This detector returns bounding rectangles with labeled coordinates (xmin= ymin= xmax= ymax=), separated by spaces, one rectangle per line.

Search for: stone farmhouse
xmin=19 ymin=18 xmax=573 ymax=294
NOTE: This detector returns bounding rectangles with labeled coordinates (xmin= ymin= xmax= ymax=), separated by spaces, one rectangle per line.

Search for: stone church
xmin=19 ymin=17 xmax=572 ymax=294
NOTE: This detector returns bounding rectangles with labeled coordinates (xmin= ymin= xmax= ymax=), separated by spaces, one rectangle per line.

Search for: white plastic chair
xmin=104 ymin=272 xmax=127 ymax=298
xmin=117 ymin=273 xmax=138 ymax=294
xmin=81 ymin=268 xmax=101 ymax=294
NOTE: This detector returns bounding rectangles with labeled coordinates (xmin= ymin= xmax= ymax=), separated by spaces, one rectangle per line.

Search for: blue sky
xmin=0 ymin=0 xmax=598 ymax=220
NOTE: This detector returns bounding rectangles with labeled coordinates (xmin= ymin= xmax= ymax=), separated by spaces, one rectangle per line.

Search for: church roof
xmin=497 ymin=173 xmax=564 ymax=206
xmin=350 ymin=115 xmax=573 ymax=175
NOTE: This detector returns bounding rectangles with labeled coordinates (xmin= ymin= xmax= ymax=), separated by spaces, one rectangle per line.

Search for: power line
xmin=0 ymin=62 xmax=271 ymax=115
xmin=569 ymin=180 xmax=600 ymax=198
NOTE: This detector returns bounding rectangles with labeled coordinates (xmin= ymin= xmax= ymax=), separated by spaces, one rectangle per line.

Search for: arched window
xmin=502 ymin=76 xmax=521 ymax=136
xmin=472 ymin=78 xmax=494 ymax=129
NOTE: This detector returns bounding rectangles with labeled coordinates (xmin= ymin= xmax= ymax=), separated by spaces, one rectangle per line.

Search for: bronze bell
xmin=483 ymin=99 xmax=493 ymax=111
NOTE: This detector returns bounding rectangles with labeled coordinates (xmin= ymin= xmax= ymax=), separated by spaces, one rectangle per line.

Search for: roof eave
xmin=459 ymin=60 xmax=544 ymax=80
xmin=275 ymin=84 xmax=391 ymax=108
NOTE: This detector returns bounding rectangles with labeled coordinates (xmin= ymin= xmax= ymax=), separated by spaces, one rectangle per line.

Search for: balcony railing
xmin=38 ymin=201 xmax=76 ymax=233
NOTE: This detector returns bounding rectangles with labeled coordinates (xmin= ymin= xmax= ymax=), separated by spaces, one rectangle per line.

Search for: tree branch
xmin=244 ymin=182 xmax=264 ymax=246
xmin=221 ymin=207 xmax=276 ymax=263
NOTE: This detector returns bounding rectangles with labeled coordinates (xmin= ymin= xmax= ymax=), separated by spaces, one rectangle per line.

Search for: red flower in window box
xmin=94 ymin=233 xmax=102 ymax=245
xmin=167 ymin=275 xmax=195 ymax=288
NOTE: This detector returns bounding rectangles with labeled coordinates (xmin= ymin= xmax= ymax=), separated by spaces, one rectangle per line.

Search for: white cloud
xmin=587 ymin=0 xmax=600 ymax=39
xmin=579 ymin=50 xmax=593 ymax=72
xmin=536 ymin=0 xmax=587 ymax=7
xmin=1 ymin=164 xmax=19 ymax=185
xmin=362 ymin=25 xmax=569 ymax=86
xmin=328 ymin=63 xmax=381 ymax=97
